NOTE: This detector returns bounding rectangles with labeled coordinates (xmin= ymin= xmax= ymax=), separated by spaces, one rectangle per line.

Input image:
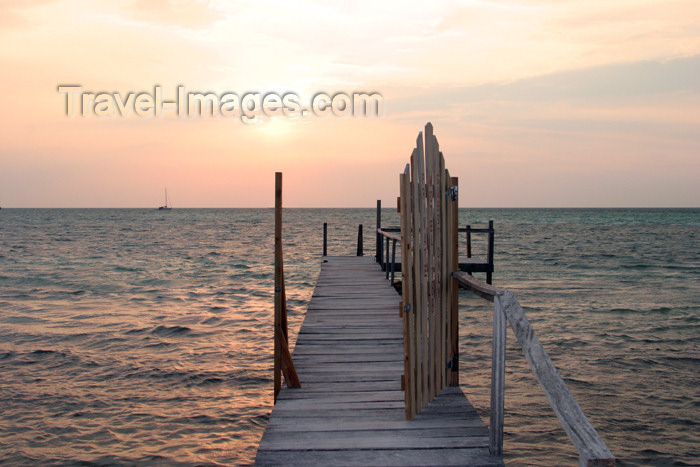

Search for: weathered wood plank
xmin=258 ymin=432 xmax=490 ymax=451
xmin=490 ymin=294 xmax=506 ymax=456
xmin=256 ymin=448 xmax=502 ymax=467
xmin=266 ymin=415 xmax=488 ymax=431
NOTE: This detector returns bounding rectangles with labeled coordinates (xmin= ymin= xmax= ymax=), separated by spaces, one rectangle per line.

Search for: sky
xmin=0 ymin=0 xmax=698 ymax=208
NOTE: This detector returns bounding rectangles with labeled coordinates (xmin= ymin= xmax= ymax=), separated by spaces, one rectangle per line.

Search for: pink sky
xmin=0 ymin=0 xmax=698 ymax=207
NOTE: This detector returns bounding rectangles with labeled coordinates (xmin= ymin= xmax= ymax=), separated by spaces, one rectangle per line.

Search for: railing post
xmin=466 ymin=224 xmax=472 ymax=258
xmin=487 ymin=220 xmax=494 ymax=284
xmin=323 ymin=222 xmax=327 ymax=256
xmin=490 ymin=294 xmax=506 ymax=456
xmin=376 ymin=200 xmax=382 ymax=264
xmin=390 ymin=239 xmax=397 ymax=285
xmin=357 ymin=224 xmax=363 ymax=256
xmin=385 ymin=235 xmax=391 ymax=279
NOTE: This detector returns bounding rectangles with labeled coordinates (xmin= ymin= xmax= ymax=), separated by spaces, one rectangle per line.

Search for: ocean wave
xmin=150 ymin=325 xmax=192 ymax=336
xmin=1 ymin=207 xmax=697 ymax=466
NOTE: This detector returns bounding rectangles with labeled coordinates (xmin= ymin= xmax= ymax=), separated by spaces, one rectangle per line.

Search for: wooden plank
xmin=440 ymin=156 xmax=449 ymax=388
xmin=410 ymin=147 xmax=425 ymax=414
xmin=275 ymin=391 xmax=405 ymax=403
xmin=258 ymin=432 xmax=489 ymax=451
xmin=266 ymin=415 xmax=487 ymax=431
xmin=425 ymin=123 xmax=437 ymax=403
xmin=256 ymin=448 xmax=501 ymax=467
xmin=452 ymin=270 xmax=499 ymax=301
xmin=490 ymin=295 xmax=506 ymax=456
xmin=449 ymin=174 xmax=459 ymax=386
xmin=417 ymin=133 xmax=431 ymax=409
xmin=437 ymin=140 xmax=446 ymax=394
xmin=400 ymin=163 xmax=415 ymax=419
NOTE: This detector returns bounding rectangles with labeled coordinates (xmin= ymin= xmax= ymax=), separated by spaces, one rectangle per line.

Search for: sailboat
xmin=158 ymin=188 xmax=172 ymax=210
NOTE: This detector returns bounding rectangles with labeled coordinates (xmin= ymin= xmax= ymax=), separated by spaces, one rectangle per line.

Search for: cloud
xmin=121 ymin=0 xmax=223 ymax=29
xmin=388 ymin=55 xmax=700 ymax=114
xmin=0 ymin=0 xmax=57 ymax=30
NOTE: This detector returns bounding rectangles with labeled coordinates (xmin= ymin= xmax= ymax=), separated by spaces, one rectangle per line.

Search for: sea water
xmin=0 ymin=208 xmax=697 ymax=465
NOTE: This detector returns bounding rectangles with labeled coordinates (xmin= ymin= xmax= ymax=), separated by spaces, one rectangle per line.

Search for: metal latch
xmin=447 ymin=185 xmax=458 ymax=201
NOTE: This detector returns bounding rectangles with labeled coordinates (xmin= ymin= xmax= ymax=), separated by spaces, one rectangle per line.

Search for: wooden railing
xmin=453 ymin=272 xmax=614 ymax=466
xmin=377 ymin=228 xmax=401 ymax=285
xmin=378 ymin=224 xmax=494 ymax=285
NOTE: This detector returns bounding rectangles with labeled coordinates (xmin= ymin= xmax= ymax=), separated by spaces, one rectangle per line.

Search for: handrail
xmin=380 ymin=226 xmax=491 ymax=234
xmin=453 ymin=271 xmax=614 ymax=466
xmin=377 ymin=228 xmax=401 ymax=242
xmin=377 ymin=228 xmax=401 ymax=284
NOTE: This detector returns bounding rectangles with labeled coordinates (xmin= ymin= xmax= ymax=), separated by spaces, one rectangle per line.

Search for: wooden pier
xmin=256 ymin=124 xmax=614 ymax=466
xmin=254 ymin=256 xmax=503 ymax=466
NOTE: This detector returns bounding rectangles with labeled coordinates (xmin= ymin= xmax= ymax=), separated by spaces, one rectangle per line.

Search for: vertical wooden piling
xmin=487 ymin=220 xmax=494 ymax=285
xmin=323 ymin=222 xmax=327 ymax=256
xmin=274 ymin=174 xmax=283 ymax=402
xmin=376 ymin=200 xmax=382 ymax=264
xmin=466 ymin=225 xmax=472 ymax=258
xmin=274 ymin=172 xmax=300 ymax=404
xmin=357 ymin=224 xmax=363 ymax=256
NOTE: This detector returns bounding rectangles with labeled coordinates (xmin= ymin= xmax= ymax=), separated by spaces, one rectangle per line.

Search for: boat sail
xmin=158 ymin=189 xmax=172 ymax=210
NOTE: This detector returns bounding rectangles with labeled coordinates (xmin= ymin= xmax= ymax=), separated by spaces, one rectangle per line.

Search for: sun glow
xmin=0 ymin=0 xmax=698 ymax=207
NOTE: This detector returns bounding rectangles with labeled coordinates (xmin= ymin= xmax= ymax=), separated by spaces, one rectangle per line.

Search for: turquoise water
xmin=0 ymin=208 xmax=697 ymax=465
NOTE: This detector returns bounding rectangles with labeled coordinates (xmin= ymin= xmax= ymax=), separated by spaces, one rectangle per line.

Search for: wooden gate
xmin=399 ymin=123 xmax=459 ymax=419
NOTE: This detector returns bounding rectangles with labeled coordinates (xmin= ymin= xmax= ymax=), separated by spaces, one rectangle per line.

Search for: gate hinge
xmin=446 ymin=355 xmax=458 ymax=370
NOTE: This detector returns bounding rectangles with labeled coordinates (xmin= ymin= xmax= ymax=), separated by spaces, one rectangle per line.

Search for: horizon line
xmin=1 ymin=206 xmax=698 ymax=210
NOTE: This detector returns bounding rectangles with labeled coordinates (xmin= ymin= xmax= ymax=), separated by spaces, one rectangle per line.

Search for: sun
xmin=252 ymin=116 xmax=305 ymax=142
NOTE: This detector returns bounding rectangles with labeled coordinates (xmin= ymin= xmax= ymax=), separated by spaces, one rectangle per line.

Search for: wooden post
xmin=323 ymin=222 xmax=327 ymax=256
xmin=274 ymin=172 xmax=300 ymax=404
xmin=466 ymin=225 xmax=472 ymax=258
xmin=390 ymin=239 xmax=397 ymax=285
xmin=385 ymin=236 xmax=391 ymax=279
xmin=490 ymin=294 xmax=506 ymax=456
xmin=449 ymin=176 xmax=459 ymax=386
xmin=400 ymin=164 xmax=416 ymax=419
xmin=487 ymin=220 xmax=494 ymax=284
xmin=376 ymin=200 xmax=382 ymax=264
xmin=274 ymin=173 xmax=282 ymax=402
xmin=357 ymin=224 xmax=363 ymax=256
